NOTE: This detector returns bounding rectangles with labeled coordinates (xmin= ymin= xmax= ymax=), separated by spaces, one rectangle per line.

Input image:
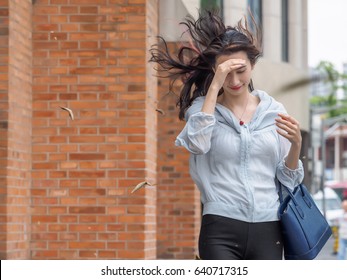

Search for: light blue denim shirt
xmin=175 ymin=90 xmax=304 ymax=223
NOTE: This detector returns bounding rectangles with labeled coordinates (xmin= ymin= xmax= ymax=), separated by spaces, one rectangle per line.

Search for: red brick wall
xmin=156 ymin=43 xmax=201 ymax=259
xmin=31 ymin=0 xmax=158 ymax=259
xmin=0 ymin=0 xmax=10 ymax=260
xmin=0 ymin=0 xmax=32 ymax=259
xmin=0 ymin=0 xmax=201 ymax=260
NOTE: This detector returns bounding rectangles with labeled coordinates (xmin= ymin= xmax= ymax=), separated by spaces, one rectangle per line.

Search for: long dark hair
xmin=149 ymin=10 xmax=262 ymax=120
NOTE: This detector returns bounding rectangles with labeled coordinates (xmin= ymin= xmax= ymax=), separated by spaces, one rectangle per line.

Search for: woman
xmin=150 ymin=10 xmax=304 ymax=260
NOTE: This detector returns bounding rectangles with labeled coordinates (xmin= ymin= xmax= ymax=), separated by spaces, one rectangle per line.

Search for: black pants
xmin=199 ymin=214 xmax=283 ymax=260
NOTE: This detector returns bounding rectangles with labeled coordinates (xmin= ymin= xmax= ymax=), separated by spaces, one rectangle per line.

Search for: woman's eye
xmin=236 ymin=66 xmax=246 ymax=74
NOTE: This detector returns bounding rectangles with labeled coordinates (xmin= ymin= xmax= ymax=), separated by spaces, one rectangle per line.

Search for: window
xmin=343 ymin=150 xmax=347 ymax=168
xmin=326 ymin=139 xmax=335 ymax=169
xmin=281 ymin=0 xmax=289 ymax=62
xmin=248 ymin=0 xmax=262 ymax=30
xmin=201 ymin=0 xmax=223 ymax=17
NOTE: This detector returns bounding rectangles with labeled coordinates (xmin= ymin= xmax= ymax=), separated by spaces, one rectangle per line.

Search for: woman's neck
xmin=218 ymin=92 xmax=250 ymax=110
xmin=218 ymin=92 xmax=259 ymax=125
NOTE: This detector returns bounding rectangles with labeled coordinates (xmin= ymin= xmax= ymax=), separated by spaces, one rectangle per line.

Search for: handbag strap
xmin=277 ymin=181 xmax=290 ymax=203
xmin=277 ymin=181 xmax=304 ymax=218
xmin=278 ymin=182 xmax=312 ymax=209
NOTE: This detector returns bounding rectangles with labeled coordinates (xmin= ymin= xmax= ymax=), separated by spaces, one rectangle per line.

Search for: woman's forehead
xmin=215 ymin=51 xmax=249 ymax=64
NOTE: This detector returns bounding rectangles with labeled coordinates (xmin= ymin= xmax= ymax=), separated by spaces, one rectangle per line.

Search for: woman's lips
xmin=229 ymin=85 xmax=242 ymax=90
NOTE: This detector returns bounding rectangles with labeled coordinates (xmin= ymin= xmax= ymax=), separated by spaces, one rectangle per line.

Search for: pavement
xmin=315 ymin=236 xmax=338 ymax=260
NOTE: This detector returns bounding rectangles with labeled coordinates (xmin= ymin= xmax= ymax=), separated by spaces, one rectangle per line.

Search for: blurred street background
xmin=316 ymin=236 xmax=338 ymax=260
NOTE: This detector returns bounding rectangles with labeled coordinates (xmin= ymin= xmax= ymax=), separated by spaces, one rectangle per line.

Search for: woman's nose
xmin=228 ymin=73 xmax=239 ymax=85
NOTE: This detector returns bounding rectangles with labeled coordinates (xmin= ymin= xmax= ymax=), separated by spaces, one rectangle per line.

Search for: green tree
xmin=310 ymin=61 xmax=347 ymax=117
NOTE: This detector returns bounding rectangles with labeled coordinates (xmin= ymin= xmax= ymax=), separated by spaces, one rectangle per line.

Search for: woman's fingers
xmin=226 ymin=60 xmax=246 ymax=71
xmin=217 ymin=59 xmax=246 ymax=73
xmin=275 ymin=119 xmax=297 ymax=133
xmin=276 ymin=114 xmax=299 ymax=130
xmin=275 ymin=113 xmax=302 ymax=145
xmin=277 ymin=113 xmax=298 ymax=124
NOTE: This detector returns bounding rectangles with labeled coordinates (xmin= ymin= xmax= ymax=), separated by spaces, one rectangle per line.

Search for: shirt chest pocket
xmin=250 ymin=129 xmax=279 ymax=163
xmin=210 ymin=122 xmax=242 ymax=163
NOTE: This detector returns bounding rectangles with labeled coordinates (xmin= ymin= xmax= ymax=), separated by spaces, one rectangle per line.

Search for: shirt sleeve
xmin=276 ymin=134 xmax=304 ymax=190
xmin=175 ymin=100 xmax=216 ymax=154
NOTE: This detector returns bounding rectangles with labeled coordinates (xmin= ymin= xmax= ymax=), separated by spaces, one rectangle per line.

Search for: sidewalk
xmin=315 ymin=236 xmax=338 ymax=260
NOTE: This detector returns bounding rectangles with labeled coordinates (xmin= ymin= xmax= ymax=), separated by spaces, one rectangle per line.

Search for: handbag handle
xmin=278 ymin=182 xmax=313 ymax=218
xmin=278 ymin=181 xmax=294 ymax=203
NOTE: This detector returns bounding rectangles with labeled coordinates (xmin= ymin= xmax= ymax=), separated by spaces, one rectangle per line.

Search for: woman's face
xmin=215 ymin=51 xmax=253 ymax=96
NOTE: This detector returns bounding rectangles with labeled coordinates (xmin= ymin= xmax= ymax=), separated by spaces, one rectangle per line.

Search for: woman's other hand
xmin=275 ymin=113 xmax=302 ymax=148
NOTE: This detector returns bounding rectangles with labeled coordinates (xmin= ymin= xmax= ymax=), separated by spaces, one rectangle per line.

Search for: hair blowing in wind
xmin=149 ymin=10 xmax=262 ymax=120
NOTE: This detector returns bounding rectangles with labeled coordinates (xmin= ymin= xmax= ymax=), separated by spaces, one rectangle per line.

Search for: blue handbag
xmin=278 ymin=182 xmax=332 ymax=260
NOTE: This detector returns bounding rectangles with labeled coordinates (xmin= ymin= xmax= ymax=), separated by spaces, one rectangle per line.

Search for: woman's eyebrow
xmin=237 ymin=65 xmax=246 ymax=70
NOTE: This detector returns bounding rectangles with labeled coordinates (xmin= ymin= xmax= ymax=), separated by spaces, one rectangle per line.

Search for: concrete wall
xmin=253 ymin=58 xmax=310 ymax=131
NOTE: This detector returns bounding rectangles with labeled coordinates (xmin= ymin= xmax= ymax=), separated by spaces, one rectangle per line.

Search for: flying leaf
xmin=131 ymin=181 xmax=152 ymax=194
xmin=60 ymin=106 xmax=74 ymax=120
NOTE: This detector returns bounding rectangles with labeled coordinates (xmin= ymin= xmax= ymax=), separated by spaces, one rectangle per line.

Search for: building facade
xmin=0 ymin=0 xmax=309 ymax=259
